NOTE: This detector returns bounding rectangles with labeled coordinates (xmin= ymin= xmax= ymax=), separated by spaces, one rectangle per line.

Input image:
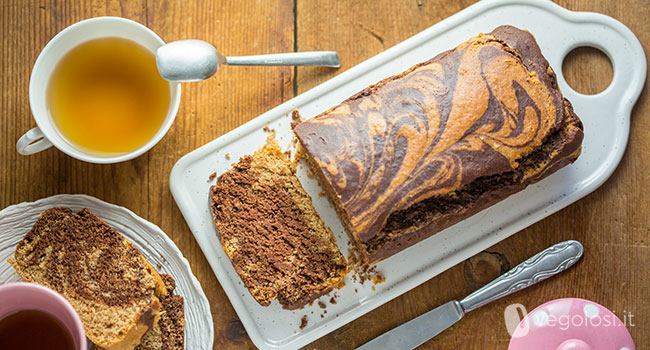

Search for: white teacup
xmin=16 ymin=17 xmax=181 ymax=164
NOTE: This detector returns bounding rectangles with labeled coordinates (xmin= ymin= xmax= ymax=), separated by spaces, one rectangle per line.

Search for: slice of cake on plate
xmin=9 ymin=207 xmax=167 ymax=350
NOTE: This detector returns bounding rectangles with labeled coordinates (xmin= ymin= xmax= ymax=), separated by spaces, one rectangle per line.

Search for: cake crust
xmin=134 ymin=274 xmax=185 ymax=350
xmin=293 ymin=25 xmax=584 ymax=263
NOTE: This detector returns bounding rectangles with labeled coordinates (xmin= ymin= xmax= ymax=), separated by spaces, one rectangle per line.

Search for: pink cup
xmin=0 ymin=282 xmax=87 ymax=349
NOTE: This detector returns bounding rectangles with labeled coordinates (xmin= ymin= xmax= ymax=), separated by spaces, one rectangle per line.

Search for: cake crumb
xmin=284 ymin=150 xmax=292 ymax=159
xmin=208 ymin=172 xmax=217 ymax=181
xmin=372 ymin=286 xmax=375 ymax=291
xmin=305 ymin=167 xmax=315 ymax=178
xmin=263 ymin=125 xmax=271 ymax=132
xmin=225 ymin=153 xmax=230 ymax=160
xmin=356 ymin=264 xmax=385 ymax=285
xmin=295 ymin=144 xmax=306 ymax=160
xmin=347 ymin=249 xmax=360 ymax=267
xmin=346 ymin=248 xmax=386 ymax=285
xmin=291 ymin=109 xmax=304 ymax=123
xmin=299 ymin=315 xmax=308 ymax=330
xmin=329 ymin=297 xmax=337 ymax=304
xmin=265 ymin=129 xmax=277 ymax=144
xmin=320 ymin=314 xmax=324 ymax=318
xmin=318 ymin=301 xmax=326 ymax=309
xmin=372 ymin=274 xmax=386 ymax=285
xmin=156 ymin=263 xmax=162 ymax=270
xmin=318 ymin=191 xmax=326 ymax=197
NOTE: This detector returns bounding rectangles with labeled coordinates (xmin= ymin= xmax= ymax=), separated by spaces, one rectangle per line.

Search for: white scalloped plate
xmin=0 ymin=194 xmax=214 ymax=350
xmin=169 ymin=0 xmax=646 ymax=349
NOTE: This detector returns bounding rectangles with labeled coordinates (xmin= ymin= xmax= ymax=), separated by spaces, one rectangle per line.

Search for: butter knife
xmin=356 ymin=240 xmax=584 ymax=350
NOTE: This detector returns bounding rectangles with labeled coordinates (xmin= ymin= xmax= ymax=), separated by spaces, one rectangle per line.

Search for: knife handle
xmin=459 ymin=240 xmax=583 ymax=313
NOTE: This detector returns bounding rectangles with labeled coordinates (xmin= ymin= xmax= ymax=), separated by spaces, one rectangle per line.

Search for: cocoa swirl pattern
xmin=15 ymin=208 xmax=158 ymax=306
xmin=295 ymin=33 xmax=565 ymax=243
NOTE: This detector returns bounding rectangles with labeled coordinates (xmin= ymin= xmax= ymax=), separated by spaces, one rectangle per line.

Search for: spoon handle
xmin=225 ymin=51 xmax=340 ymax=67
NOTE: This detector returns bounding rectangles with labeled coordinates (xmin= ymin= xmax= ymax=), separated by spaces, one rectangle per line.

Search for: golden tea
xmin=47 ymin=37 xmax=170 ymax=155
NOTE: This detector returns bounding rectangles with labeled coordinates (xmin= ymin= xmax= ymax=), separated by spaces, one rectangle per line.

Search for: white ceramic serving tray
xmin=0 ymin=195 xmax=214 ymax=350
xmin=169 ymin=0 xmax=646 ymax=349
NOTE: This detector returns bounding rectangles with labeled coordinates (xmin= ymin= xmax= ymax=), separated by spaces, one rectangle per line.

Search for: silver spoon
xmin=155 ymin=39 xmax=340 ymax=82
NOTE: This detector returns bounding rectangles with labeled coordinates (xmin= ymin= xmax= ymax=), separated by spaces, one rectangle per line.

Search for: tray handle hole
xmin=562 ymin=46 xmax=613 ymax=95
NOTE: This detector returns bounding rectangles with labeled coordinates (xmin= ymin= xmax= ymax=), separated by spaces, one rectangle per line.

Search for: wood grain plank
xmin=144 ymin=1 xmax=294 ymax=349
xmin=295 ymin=0 xmax=478 ymax=94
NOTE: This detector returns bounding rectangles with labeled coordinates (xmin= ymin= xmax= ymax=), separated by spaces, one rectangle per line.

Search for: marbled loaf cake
xmin=293 ymin=25 xmax=584 ymax=264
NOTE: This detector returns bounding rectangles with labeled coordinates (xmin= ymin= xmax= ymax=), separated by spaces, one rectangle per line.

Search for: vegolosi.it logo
xmin=504 ymin=300 xmax=635 ymax=349
xmin=504 ymin=303 xmax=530 ymax=336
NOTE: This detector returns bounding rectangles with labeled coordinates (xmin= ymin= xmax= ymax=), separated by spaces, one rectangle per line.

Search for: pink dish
xmin=509 ymin=298 xmax=635 ymax=350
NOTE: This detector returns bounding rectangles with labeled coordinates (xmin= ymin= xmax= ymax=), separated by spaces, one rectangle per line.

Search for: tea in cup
xmin=16 ymin=17 xmax=181 ymax=163
xmin=0 ymin=282 xmax=87 ymax=350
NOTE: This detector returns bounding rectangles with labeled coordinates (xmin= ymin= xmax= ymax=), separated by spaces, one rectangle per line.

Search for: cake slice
xmin=9 ymin=207 xmax=167 ymax=350
xmin=293 ymin=25 xmax=584 ymax=264
xmin=134 ymin=274 xmax=185 ymax=350
xmin=210 ymin=139 xmax=348 ymax=309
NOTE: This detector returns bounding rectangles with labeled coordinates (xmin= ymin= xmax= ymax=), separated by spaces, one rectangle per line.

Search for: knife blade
xmin=356 ymin=240 xmax=584 ymax=350
xmin=356 ymin=300 xmax=463 ymax=350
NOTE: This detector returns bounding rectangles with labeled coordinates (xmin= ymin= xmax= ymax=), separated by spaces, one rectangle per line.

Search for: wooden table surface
xmin=1 ymin=0 xmax=648 ymax=349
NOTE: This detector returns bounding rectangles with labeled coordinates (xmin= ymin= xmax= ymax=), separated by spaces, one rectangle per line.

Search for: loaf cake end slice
xmin=210 ymin=139 xmax=348 ymax=309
